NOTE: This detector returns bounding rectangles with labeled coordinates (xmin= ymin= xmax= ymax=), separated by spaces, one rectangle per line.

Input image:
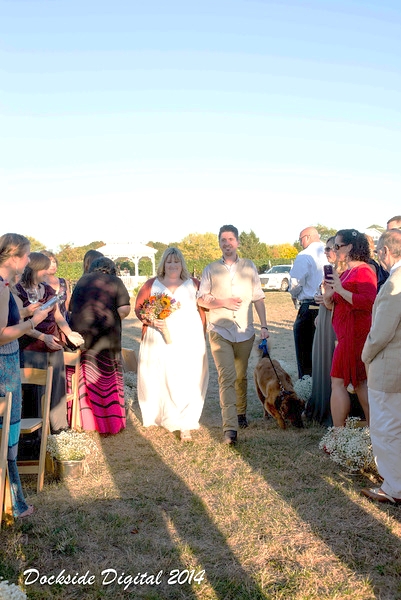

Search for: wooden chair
xmin=63 ymin=350 xmax=81 ymax=431
xmin=0 ymin=392 xmax=13 ymax=528
xmin=18 ymin=367 xmax=53 ymax=493
xmin=121 ymin=347 xmax=137 ymax=373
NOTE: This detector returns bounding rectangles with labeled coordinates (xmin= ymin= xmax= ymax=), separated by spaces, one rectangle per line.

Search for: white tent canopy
xmin=98 ymin=242 xmax=157 ymax=277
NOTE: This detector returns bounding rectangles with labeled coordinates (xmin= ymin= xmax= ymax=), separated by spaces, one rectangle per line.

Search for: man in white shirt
xmin=289 ymin=226 xmax=327 ymax=379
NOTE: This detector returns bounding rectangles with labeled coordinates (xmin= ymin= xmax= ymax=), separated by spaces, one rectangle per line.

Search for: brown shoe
xmin=360 ymin=487 xmax=401 ymax=505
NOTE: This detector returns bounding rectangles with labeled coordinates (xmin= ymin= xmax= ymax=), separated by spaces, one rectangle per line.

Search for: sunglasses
xmin=324 ymin=247 xmax=334 ymax=252
xmin=334 ymin=243 xmax=347 ymax=251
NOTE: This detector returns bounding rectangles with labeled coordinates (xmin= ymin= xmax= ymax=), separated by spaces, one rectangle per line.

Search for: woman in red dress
xmin=323 ymin=230 xmax=377 ymax=426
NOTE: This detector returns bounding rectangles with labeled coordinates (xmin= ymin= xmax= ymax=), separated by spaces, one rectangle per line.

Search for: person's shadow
xmin=231 ymin=412 xmax=401 ymax=599
xmin=71 ymin=407 xmax=268 ymax=600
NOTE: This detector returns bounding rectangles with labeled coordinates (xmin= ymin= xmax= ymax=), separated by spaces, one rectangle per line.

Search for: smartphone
xmin=323 ymin=265 xmax=333 ymax=278
xmin=40 ymin=296 xmax=59 ymax=311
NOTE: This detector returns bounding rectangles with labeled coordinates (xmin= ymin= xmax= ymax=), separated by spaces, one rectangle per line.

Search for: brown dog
xmin=254 ymin=357 xmax=304 ymax=429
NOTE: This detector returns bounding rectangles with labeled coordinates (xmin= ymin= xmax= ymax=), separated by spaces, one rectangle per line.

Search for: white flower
xmin=47 ymin=431 xmax=99 ymax=461
xmin=319 ymin=417 xmax=376 ymax=473
xmin=0 ymin=578 xmax=27 ymax=600
xmin=294 ymin=375 xmax=312 ymax=401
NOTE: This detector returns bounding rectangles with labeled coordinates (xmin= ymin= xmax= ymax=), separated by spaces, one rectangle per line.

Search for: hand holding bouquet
xmin=139 ymin=293 xmax=180 ymax=343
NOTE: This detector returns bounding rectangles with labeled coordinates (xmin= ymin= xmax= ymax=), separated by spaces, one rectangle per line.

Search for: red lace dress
xmin=331 ymin=263 xmax=377 ymax=387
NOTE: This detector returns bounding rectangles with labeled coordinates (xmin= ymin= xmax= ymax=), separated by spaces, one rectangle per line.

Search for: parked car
xmin=259 ymin=265 xmax=291 ymax=292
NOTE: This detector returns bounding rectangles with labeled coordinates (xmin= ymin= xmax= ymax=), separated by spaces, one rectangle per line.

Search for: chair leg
xmin=1 ymin=467 xmax=14 ymax=529
xmin=37 ymin=426 xmax=48 ymax=493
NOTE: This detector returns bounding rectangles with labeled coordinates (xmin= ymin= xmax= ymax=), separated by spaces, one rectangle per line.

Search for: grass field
xmin=1 ymin=293 xmax=401 ymax=600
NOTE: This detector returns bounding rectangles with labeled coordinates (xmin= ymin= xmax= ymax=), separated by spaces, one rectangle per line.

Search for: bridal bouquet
xmin=139 ymin=293 xmax=180 ymax=322
xmin=139 ymin=293 xmax=180 ymax=343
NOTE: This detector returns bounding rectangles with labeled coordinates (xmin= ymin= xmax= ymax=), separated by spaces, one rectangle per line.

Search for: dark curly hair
xmin=89 ymin=257 xmax=117 ymax=275
xmin=335 ymin=229 xmax=370 ymax=262
xmin=83 ymin=249 xmax=104 ymax=273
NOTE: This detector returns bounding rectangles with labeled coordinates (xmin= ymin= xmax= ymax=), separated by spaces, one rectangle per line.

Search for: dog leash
xmin=258 ymin=339 xmax=288 ymax=396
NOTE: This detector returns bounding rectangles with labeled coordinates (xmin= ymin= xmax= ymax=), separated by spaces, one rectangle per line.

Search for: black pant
xmin=293 ymin=302 xmax=317 ymax=379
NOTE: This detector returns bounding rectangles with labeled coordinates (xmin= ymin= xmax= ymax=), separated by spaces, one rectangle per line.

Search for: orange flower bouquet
xmin=139 ymin=293 xmax=180 ymax=343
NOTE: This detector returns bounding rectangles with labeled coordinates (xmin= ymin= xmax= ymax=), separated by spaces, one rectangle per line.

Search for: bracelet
xmin=28 ymin=319 xmax=34 ymax=330
xmin=261 ymin=326 xmax=268 ymax=330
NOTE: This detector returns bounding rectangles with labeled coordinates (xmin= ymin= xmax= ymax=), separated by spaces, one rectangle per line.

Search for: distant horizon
xmin=2 ymin=1 xmax=400 ymax=249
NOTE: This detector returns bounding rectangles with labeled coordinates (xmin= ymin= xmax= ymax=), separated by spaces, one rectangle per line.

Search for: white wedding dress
xmin=138 ymin=278 xmax=209 ymax=432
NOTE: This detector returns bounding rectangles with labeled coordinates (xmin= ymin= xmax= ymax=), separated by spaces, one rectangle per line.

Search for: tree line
xmin=27 ymin=224 xmax=338 ymax=281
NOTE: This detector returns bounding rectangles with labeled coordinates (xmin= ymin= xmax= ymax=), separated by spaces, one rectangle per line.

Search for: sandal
xmin=360 ymin=487 xmax=401 ymax=505
xmin=180 ymin=430 xmax=192 ymax=442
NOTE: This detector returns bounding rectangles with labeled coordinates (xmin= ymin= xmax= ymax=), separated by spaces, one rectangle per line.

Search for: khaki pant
xmin=368 ymin=388 xmax=401 ymax=499
xmin=209 ymin=331 xmax=255 ymax=431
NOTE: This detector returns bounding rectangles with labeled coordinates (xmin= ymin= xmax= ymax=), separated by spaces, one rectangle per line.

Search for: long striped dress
xmin=68 ymin=272 xmax=130 ymax=435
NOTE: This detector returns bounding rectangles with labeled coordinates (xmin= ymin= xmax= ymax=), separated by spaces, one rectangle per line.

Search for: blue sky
xmin=1 ymin=0 xmax=400 ymax=251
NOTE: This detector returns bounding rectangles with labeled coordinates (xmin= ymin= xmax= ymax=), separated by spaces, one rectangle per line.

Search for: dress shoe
xmin=223 ymin=430 xmax=237 ymax=445
xmin=238 ymin=414 xmax=248 ymax=429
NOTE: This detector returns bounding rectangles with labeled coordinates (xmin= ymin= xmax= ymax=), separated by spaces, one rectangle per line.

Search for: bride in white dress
xmin=135 ymin=248 xmax=209 ymax=441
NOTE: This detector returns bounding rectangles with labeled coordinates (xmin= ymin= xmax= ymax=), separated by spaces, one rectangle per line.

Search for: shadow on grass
xmin=3 ymin=413 xmax=267 ymax=600
xmin=233 ymin=421 xmax=401 ymax=600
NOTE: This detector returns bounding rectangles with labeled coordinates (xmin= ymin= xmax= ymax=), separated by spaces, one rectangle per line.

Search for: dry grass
xmin=2 ymin=293 xmax=401 ymax=599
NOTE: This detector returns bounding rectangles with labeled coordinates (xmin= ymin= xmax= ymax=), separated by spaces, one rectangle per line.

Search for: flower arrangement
xmin=319 ymin=417 xmax=376 ymax=473
xmin=139 ymin=293 xmax=180 ymax=322
xmin=47 ymin=430 xmax=99 ymax=462
xmin=0 ymin=578 xmax=27 ymax=600
xmin=294 ymin=375 xmax=312 ymax=402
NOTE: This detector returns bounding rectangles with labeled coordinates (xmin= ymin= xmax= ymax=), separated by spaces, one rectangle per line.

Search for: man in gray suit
xmin=361 ymin=229 xmax=401 ymax=504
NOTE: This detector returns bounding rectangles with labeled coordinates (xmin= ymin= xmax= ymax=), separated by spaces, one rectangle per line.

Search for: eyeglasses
xmin=334 ymin=243 xmax=347 ymax=251
xmin=299 ymin=234 xmax=309 ymax=243
xmin=324 ymin=247 xmax=334 ymax=252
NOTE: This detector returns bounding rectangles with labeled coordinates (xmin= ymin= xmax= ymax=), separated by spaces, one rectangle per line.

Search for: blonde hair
xmin=157 ymin=247 xmax=190 ymax=281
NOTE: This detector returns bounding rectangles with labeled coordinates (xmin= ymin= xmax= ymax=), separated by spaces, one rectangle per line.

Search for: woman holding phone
xmin=323 ymin=230 xmax=377 ymax=427
xmin=0 ymin=234 xmax=52 ymax=517
xmin=13 ymin=253 xmax=84 ymax=433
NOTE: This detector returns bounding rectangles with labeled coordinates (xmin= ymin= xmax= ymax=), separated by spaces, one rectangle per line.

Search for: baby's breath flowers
xmin=47 ymin=430 xmax=99 ymax=462
xmin=123 ymin=371 xmax=137 ymax=410
xmin=319 ymin=417 xmax=377 ymax=473
xmin=294 ymin=375 xmax=312 ymax=402
xmin=0 ymin=578 xmax=27 ymax=600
